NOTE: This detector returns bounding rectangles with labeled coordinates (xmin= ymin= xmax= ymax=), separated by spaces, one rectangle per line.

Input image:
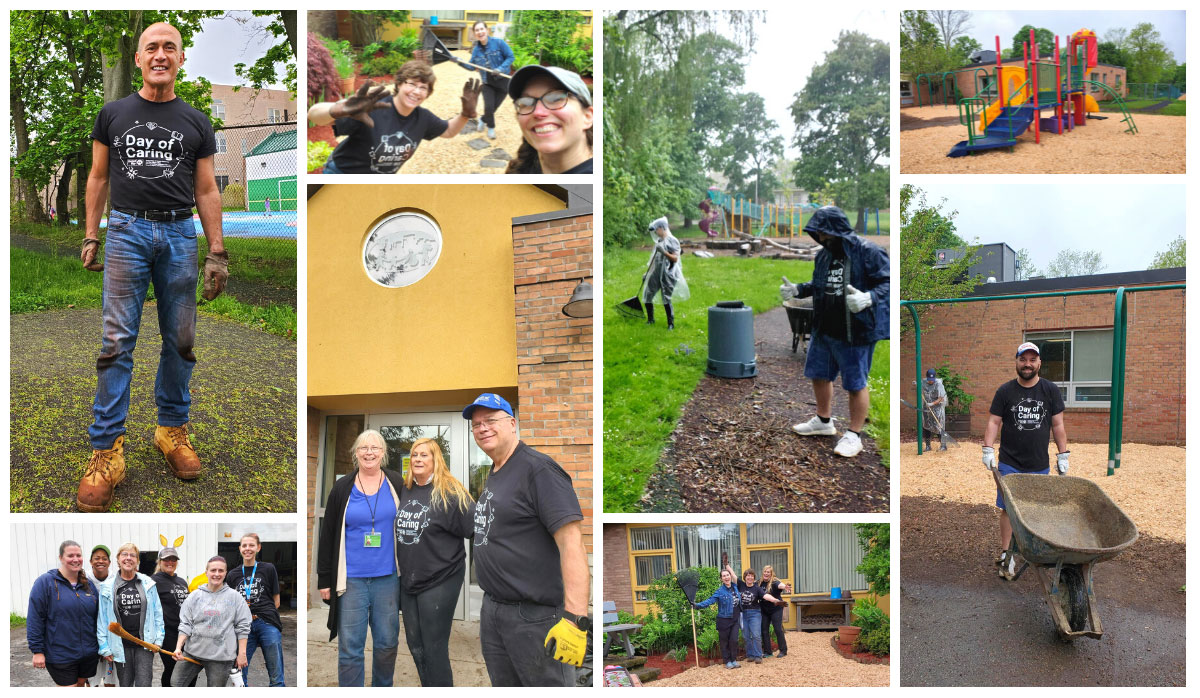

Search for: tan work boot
xmin=155 ymin=425 xmax=202 ymax=480
xmin=77 ymin=436 xmax=126 ymax=512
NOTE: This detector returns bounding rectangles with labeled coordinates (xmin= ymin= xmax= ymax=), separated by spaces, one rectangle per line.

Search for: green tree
xmin=951 ymin=36 xmax=982 ymax=63
xmin=232 ymin=10 xmax=298 ymax=98
xmin=929 ymin=10 xmax=971 ymax=50
xmin=900 ymin=10 xmax=959 ymax=77
xmin=722 ymin=93 xmax=783 ymax=204
xmin=1172 ymin=63 xmax=1186 ymax=90
xmin=1148 ymin=236 xmax=1185 ymax=269
xmin=899 ymin=184 xmax=980 ymax=335
xmin=1011 ymin=25 xmax=1055 ymax=58
xmin=854 ymin=523 xmax=889 ymax=597
xmin=1124 ymin=22 xmax=1173 ymax=84
xmin=1045 ymin=249 xmax=1106 ymax=278
xmin=509 ymin=10 xmax=591 ymax=73
xmin=1097 ymin=41 xmax=1130 ymax=71
xmin=791 ymin=31 xmax=889 ymax=233
xmin=1014 ymin=247 xmax=1039 ymax=280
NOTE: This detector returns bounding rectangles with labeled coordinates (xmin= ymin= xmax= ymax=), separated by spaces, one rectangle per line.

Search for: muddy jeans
xmin=400 ymin=566 xmax=463 ymax=686
xmin=479 ymin=595 xmax=575 ymax=686
xmin=89 ymin=209 xmax=198 ymax=449
xmin=761 ymin=606 xmax=788 ymax=655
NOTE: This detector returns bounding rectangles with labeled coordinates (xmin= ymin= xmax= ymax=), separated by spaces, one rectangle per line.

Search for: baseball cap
xmin=925 ymin=368 xmax=937 ymax=380
xmin=90 ymin=544 xmax=111 ymax=558
xmin=1015 ymin=342 xmax=1040 ymax=358
xmin=507 ymin=65 xmax=592 ymax=106
xmin=158 ymin=547 xmax=180 ymax=560
xmin=462 ymin=393 xmax=514 ymax=419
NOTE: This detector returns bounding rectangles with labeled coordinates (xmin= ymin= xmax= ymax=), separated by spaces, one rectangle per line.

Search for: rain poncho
xmin=922 ymin=376 xmax=947 ymax=435
xmin=643 ymin=217 xmax=690 ymax=303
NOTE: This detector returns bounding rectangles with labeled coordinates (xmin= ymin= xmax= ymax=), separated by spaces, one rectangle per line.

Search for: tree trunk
xmin=307 ymin=10 xmax=338 ymax=39
xmin=11 ymin=88 xmax=49 ymax=224
xmin=683 ymin=216 xmax=693 ymax=228
xmin=75 ymin=151 xmax=89 ymax=228
xmin=854 ymin=209 xmax=866 ymax=234
xmin=55 ymin=155 xmax=73 ymax=227
xmin=282 ymin=10 xmax=298 ymax=56
xmin=102 ymin=10 xmax=142 ymax=104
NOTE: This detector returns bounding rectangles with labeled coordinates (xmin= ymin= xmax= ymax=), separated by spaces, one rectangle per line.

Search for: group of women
xmin=28 ymin=536 xmax=279 ymax=687
xmin=309 ymin=20 xmax=592 ymax=175
xmin=694 ymin=563 xmax=791 ymax=669
xmin=317 ymin=430 xmax=475 ymax=687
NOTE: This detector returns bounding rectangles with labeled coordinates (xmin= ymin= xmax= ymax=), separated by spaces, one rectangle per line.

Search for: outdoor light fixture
xmin=562 ymin=278 xmax=593 ymax=318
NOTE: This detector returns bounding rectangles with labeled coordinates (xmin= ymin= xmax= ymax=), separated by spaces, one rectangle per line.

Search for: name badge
xmin=364 ymin=532 xmax=382 ymax=548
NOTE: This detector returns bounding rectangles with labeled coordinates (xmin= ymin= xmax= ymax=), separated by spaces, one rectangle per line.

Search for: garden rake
xmin=674 ymin=568 xmax=701 ymax=669
xmin=900 ymin=398 xmax=960 ymax=448
xmin=420 ymin=27 xmax=511 ymax=81
xmin=615 ymin=274 xmax=648 ymax=319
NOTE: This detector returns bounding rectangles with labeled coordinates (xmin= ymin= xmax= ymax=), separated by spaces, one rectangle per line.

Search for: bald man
xmin=78 ymin=22 xmax=229 ymax=512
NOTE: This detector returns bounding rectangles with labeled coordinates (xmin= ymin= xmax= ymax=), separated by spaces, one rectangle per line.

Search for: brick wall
xmin=901 ymin=284 xmax=1185 ymax=444
xmin=603 ymin=525 xmax=633 ymax=614
xmin=511 ymin=212 xmax=594 ymax=575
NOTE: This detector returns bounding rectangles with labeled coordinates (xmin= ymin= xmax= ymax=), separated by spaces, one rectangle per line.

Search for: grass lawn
xmin=673 ymin=209 xmax=889 ymax=239
xmin=1161 ymin=101 xmax=1186 ymax=116
xmin=1101 ymin=98 xmax=1185 ymax=115
xmin=11 ymin=613 xmax=25 ymax=628
xmin=603 ymin=246 xmax=891 ymax=512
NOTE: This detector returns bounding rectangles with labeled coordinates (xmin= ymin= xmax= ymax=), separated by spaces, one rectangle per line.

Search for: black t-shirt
xmin=815 ymin=254 xmax=847 ymax=338
xmin=562 ymin=158 xmax=593 ymax=174
xmin=395 ymin=481 xmax=473 ymax=594
xmin=331 ymin=101 xmax=449 ymax=173
xmin=151 ymin=572 xmax=191 ymax=631
xmin=758 ymin=579 xmax=786 ymax=613
xmin=472 ymin=441 xmax=583 ymax=606
xmin=736 ymin=580 xmax=764 ymax=609
xmin=91 ymin=93 xmax=217 ymax=211
xmin=990 ymin=378 xmax=1065 ymax=472
xmin=226 ymin=562 xmax=282 ymax=631
xmin=116 ymin=577 xmax=144 ymax=636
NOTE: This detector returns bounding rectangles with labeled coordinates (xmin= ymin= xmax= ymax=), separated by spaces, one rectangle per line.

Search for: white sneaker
xmin=791 ymin=416 xmax=837 ymax=436
xmin=833 ymin=431 xmax=863 ymax=457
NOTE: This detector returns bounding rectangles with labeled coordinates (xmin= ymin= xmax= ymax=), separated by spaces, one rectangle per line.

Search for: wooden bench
xmin=788 ymin=596 xmax=855 ymax=630
xmin=602 ymin=600 xmax=643 ymax=657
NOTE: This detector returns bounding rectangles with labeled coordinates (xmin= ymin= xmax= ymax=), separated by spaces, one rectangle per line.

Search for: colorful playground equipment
xmin=948 ymin=29 xmax=1137 ymax=158
xmin=703 ymin=190 xmax=882 ymax=239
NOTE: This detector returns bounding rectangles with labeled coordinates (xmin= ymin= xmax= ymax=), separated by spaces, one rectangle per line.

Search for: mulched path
xmin=643 ymin=306 xmax=888 ymax=513
xmin=643 ymin=651 xmax=722 ymax=679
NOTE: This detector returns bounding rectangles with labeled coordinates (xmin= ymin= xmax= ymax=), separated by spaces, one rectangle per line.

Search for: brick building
xmin=900 ymin=268 xmax=1185 ymax=444
xmin=210 ymin=83 xmax=296 ymax=199
xmin=305 ymin=183 xmax=593 ymax=621
xmin=904 ymin=60 xmax=1127 ymax=107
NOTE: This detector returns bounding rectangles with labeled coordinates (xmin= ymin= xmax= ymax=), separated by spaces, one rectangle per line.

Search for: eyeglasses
xmin=357 ymin=445 xmax=384 ymax=453
xmin=471 ymin=416 xmax=512 ymax=432
xmin=514 ymin=90 xmax=574 ymax=115
xmin=403 ymin=81 xmax=430 ymax=95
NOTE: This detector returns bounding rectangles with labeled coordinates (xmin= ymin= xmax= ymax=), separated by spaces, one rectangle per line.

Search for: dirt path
xmin=643 ymin=306 xmax=888 ymax=513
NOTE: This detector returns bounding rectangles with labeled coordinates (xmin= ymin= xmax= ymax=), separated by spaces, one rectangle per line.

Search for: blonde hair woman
xmin=395 ymin=438 xmax=474 ymax=686
xmin=97 ymin=543 xmax=164 ymax=686
xmin=758 ymin=565 xmax=791 ymax=658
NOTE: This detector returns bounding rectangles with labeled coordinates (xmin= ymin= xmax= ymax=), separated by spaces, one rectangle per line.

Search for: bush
xmin=631 ymin=566 xmax=723 ymax=657
xmin=221 ymin=183 xmax=245 ymax=210
xmin=321 ymin=37 xmax=356 ymax=80
xmin=850 ymin=597 xmax=887 ymax=635
xmin=307 ymin=141 xmax=334 ymax=172
xmin=858 ymin=624 xmax=890 ymax=657
xmin=937 ymin=363 xmax=975 ymax=415
xmin=360 ymin=53 xmax=408 ymax=77
xmin=508 ymin=10 xmax=593 ymax=74
xmin=308 ymin=32 xmax=342 ymax=102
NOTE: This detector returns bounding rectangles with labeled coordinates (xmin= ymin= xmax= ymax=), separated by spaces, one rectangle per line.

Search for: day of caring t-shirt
xmin=331 ymin=101 xmax=449 ymax=174
xmin=990 ymin=378 xmax=1065 ymax=472
xmin=226 ymin=562 xmax=282 ymax=631
xmin=395 ymin=481 xmax=473 ymax=594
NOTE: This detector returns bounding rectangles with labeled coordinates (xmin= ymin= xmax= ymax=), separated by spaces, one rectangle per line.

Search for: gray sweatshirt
xmin=177 ymin=584 xmax=252 ymax=661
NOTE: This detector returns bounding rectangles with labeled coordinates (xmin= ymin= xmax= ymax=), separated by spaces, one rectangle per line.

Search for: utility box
xmin=935 ymin=242 xmax=1017 ymax=283
xmin=707 ymin=301 xmax=757 ymax=378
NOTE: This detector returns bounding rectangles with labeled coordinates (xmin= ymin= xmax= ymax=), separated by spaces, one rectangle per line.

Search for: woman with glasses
xmin=456 ymin=20 xmax=514 ymax=140
xmin=316 ymin=429 xmax=405 ymax=686
xmin=395 ymin=438 xmax=474 ymax=686
xmin=97 ymin=543 xmax=165 ymax=686
xmin=308 ymin=61 xmax=482 ymax=174
xmin=505 ymin=65 xmax=593 ymax=174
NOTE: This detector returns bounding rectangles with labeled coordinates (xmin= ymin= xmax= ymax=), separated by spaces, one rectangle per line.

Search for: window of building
xmin=673 ymin=524 xmax=740 ymax=572
xmin=746 ymin=523 xmax=788 ymax=545
xmin=241 ymin=139 xmax=249 ymax=155
xmin=630 ymin=526 xmax=671 ymax=551
xmin=215 ymin=132 xmax=227 ymax=154
xmin=629 ymin=525 xmax=674 ymax=602
xmin=1025 ymin=329 xmax=1113 ymax=405
xmin=899 ymin=80 xmax=912 ymax=98
xmin=503 ymin=10 xmax=513 ymax=22
xmin=747 ymin=523 xmax=791 ymax=589
xmin=634 ymin=555 xmax=672 ymax=587
xmin=318 ymin=414 xmax=366 ymax=509
xmin=412 ymin=10 xmax=464 ymax=20
xmin=466 ymin=12 xmax=499 ymax=23
xmin=212 ymin=99 xmax=225 ymax=120
xmin=268 ymin=108 xmax=281 ymax=123
xmin=362 ymin=211 xmax=443 ymax=288
xmin=793 ymin=523 xmax=867 ymax=593
xmin=215 ymin=175 xmax=229 ymax=192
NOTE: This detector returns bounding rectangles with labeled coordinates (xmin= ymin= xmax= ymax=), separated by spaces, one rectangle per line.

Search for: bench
xmin=788 ymin=596 xmax=855 ymax=630
xmin=602 ymin=600 xmax=642 ymax=657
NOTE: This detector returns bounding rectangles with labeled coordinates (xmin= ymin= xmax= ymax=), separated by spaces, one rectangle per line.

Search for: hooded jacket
xmin=27 ymin=568 xmax=100 ymax=663
xmin=792 ymin=206 xmax=890 ymax=345
xmin=177 ymin=583 xmax=253 ymax=662
xmin=97 ymin=571 xmax=164 ymax=663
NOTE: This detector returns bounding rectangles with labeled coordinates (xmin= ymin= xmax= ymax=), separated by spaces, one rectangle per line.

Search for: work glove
xmin=460 ymin=79 xmax=482 ymax=119
xmin=780 ymin=283 xmax=798 ymax=303
xmin=81 ymin=237 xmax=104 ymax=271
xmin=543 ymin=617 xmax=587 ymax=667
xmin=202 ymin=250 xmax=229 ymax=301
xmin=846 ymin=284 xmax=873 ymax=313
xmin=331 ymin=81 xmax=393 ymax=128
xmin=1056 ymin=451 xmax=1070 ymax=475
xmin=982 ymin=446 xmax=996 ymax=471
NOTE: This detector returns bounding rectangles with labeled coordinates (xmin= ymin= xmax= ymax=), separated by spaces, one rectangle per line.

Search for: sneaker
xmin=998 ymin=552 xmax=1018 ymax=580
xmin=725 ymin=662 xmax=735 ymax=669
xmin=939 ymin=443 xmax=948 ymax=451
xmin=754 ymin=657 xmax=762 ymax=664
xmin=77 ymin=436 xmax=127 ymax=512
xmin=834 ymin=431 xmax=864 ymax=457
xmin=155 ymin=424 xmax=202 ymax=480
xmin=732 ymin=661 xmax=741 ymax=668
xmin=791 ymin=416 xmax=837 ymax=436
xmin=487 ymin=127 xmax=496 ymax=139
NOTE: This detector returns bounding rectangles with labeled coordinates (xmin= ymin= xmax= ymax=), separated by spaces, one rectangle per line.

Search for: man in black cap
xmin=781 ymin=206 xmax=889 ymax=458
xmin=922 ymin=368 xmax=948 ymax=452
xmin=463 ymin=393 xmax=589 ymax=687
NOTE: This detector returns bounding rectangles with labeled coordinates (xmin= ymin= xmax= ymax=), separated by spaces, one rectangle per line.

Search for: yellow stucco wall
xmin=307 ymin=184 xmax=564 ymax=402
xmin=384 ymin=11 xmax=594 ymax=44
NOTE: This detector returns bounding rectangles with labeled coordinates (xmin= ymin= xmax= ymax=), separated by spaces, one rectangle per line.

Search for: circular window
xmin=362 ymin=211 xmax=443 ymax=288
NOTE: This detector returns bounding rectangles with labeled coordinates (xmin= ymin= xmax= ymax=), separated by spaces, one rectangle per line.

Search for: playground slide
xmin=1083 ymin=94 xmax=1099 ymax=112
xmin=979 ymin=67 xmax=1029 ymax=132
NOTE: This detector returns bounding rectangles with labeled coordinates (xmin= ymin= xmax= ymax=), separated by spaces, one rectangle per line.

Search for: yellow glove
xmin=543 ymin=617 xmax=587 ymax=667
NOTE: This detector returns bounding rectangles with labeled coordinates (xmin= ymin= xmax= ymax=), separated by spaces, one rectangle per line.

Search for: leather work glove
xmin=1056 ymin=451 xmax=1070 ymax=475
xmin=846 ymin=284 xmax=873 ymax=313
xmin=81 ymin=238 xmax=104 ymax=271
xmin=982 ymin=446 xmax=996 ymax=471
xmin=331 ymin=81 xmax=393 ymax=128
xmin=543 ymin=617 xmax=587 ymax=667
xmin=202 ymin=250 xmax=229 ymax=301
xmin=460 ymin=79 xmax=482 ymax=119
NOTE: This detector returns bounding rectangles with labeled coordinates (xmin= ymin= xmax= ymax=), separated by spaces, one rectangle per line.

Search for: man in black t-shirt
xmin=983 ymin=342 xmax=1069 ymax=579
xmin=77 ymin=22 xmax=229 ymax=513
xmin=226 ymin=533 xmax=284 ymax=686
xmin=464 ymin=393 xmax=588 ymax=687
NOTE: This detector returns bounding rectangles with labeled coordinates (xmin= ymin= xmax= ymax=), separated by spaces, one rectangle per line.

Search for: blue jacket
xmin=27 ymin=569 xmax=100 ymax=663
xmin=794 ymin=206 xmax=890 ymax=345
xmin=695 ymin=583 xmax=741 ymax=619
xmin=465 ymin=37 xmax=514 ymax=86
xmin=97 ymin=572 xmax=164 ymax=663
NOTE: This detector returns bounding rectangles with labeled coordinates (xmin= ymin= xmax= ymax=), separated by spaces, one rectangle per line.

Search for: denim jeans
xmin=740 ymin=608 xmax=763 ymax=658
xmin=170 ymin=657 xmax=232 ymax=687
xmin=479 ymin=595 xmax=575 ymax=687
xmin=243 ymin=617 xmax=286 ymax=686
xmin=337 ymin=573 xmax=400 ymax=687
xmin=160 ymin=630 xmax=197 ymax=686
xmin=322 ymin=157 xmax=345 ymax=174
xmin=400 ymin=566 xmax=463 ymax=686
xmin=89 ymin=209 xmax=198 ymax=449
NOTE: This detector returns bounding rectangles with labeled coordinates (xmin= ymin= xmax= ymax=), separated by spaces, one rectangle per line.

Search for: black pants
xmin=400 ymin=566 xmax=463 ymax=686
xmin=761 ymin=608 xmax=787 ymax=655
xmin=481 ymin=82 xmax=507 ymax=128
xmin=479 ymin=595 xmax=574 ymax=686
xmin=716 ymin=614 xmax=740 ymax=664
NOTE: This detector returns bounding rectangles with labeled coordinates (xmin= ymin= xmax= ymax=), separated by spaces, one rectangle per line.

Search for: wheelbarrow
xmin=990 ymin=464 xmax=1138 ymax=639
xmin=783 ymin=298 xmax=813 ymax=354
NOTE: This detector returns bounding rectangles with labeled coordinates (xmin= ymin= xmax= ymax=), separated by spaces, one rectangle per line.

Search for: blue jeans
xmin=243 ymin=617 xmax=285 ymax=686
xmin=337 ymin=573 xmax=399 ymax=687
xmin=89 ymin=209 xmax=198 ymax=449
xmin=740 ymin=608 xmax=763 ymax=658
xmin=321 ymin=157 xmax=345 ymax=174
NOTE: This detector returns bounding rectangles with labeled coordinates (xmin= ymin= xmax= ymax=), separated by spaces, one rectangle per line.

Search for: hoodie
xmin=27 ymin=568 xmax=100 ymax=663
xmin=97 ymin=572 xmax=164 ymax=664
xmin=177 ymin=584 xmax=253 ymax=662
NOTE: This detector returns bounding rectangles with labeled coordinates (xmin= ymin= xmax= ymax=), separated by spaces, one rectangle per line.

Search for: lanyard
xmin=242 ymin=562 xmax=257 ymax=603
xmin=357 ymin=471 xmax=385 ymax=533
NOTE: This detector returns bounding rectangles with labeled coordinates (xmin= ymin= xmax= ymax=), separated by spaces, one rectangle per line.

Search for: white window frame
xmin=212 ymin=99 xmax=225 ymax=120
xmin=214 ymin=132 xmax=227 ymax=154
xmin=267 ymin=108 xmax=281 ymax=124
xmin=1025 ymin=329 xmax=1112 ymax=407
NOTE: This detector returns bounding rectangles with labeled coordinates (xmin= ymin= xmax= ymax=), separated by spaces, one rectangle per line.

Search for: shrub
xmin=858 ymin=624 xmax=890 ymax=657
xmin=631 ymin=566 xmax=723 ymax=657
xmin=854 ymin=523 xmax=890 ymax=596
xmin=360 ymin=53 xmax=408 ymax=78
xmin=307 ymin=141 xmax=334 ymax=173
xmin=850 ymin=597 xmax=887 ymax=635
xmin=937 ymin=363 xmax=975 ymax=415
xmin=220 ymin=183 xmax=245 ymax=210
xmin=308 ymin=32 xmax=343 ymax=102
xmin=321 ymin=37 xmax=356 ymax=80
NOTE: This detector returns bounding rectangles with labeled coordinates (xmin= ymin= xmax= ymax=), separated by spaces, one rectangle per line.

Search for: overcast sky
xmin=185 ymin=12 xmax=289 ymax=90
xmin=957 ymin=10 xmax=1185 ymax=61
xmin=907 ymin=180 xmax=1184 ymax=273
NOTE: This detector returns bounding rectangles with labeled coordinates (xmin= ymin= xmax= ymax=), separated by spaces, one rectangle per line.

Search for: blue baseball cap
xmin=462 ymin=393 xmax=514 ymax=419
xmin=925 ymin=369 xmax=937 ymax=380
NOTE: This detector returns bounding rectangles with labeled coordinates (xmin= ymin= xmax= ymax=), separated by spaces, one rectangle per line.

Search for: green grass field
xmin=603 ymin=247 xmax=890 ymax=512
xmin=1100 ymin=98 xmax=1185 ymax=115
xmin=672 ymin=209 xmax=890 ymax=240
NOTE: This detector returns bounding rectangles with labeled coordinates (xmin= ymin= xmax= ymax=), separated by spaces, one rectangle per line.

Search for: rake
xmin=900 ymin=398 xmax=960 ymax=448
xmin=674 ymin=568 xmax=701 ymax=669
xmin=420 ymin=27 xmax=511 ymax=81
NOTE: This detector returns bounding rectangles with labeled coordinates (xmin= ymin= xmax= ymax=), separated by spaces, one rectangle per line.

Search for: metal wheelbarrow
xmin=783 ymin=298 xmax=813 ymax=354
xmin=991 ymin=465 xmax=1138 ymax=639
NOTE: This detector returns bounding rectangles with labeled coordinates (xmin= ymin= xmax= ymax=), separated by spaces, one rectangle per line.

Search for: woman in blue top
xmin=692 ymin=563 xmax=742 ymax=669
xmin=459 ymin=20 xmax=514 ymax=140
xmin=28 ymin=541 xmax=101 ymax=686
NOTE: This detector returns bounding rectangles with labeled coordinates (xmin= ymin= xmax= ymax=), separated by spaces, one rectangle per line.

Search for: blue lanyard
xmin=242 ymin=562 xmax=257 ymax=603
